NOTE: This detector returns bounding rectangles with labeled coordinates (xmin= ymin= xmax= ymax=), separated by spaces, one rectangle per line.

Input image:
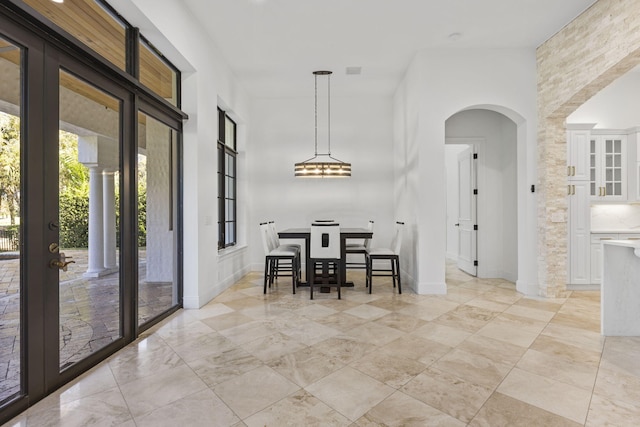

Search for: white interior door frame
xmin=446 ymin=137 xmax=484 ymax=277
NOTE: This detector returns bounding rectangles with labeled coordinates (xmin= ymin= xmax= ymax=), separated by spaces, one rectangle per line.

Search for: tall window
xmin=218 ymin=108 xmax=237 ymax=249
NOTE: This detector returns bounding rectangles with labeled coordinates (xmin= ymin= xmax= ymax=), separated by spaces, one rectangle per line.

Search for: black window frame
xmin=218 ymin=107 xmax=237 ymax=249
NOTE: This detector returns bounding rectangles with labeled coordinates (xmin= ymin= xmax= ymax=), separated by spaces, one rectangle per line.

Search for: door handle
xmin=50 ymin=252 xmax=75 ymax=271
xmin=454 ymin=223 xmax=460 ymax=226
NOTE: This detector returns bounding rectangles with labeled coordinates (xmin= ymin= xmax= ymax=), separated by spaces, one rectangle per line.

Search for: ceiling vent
xmin=346 ymin=66 xmax=362 ymax=75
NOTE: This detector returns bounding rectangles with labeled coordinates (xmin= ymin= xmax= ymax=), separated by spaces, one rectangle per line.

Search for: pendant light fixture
xmin=294 ymin=71 xmax=351 ymax=178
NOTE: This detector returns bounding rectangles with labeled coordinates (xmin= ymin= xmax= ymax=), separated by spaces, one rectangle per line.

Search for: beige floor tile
xmin=108 ymin=336 xmax=185 ymax=385
xmin=13 ymin=263 xmax=640 ymax=427
xmin=365 ymin=297 xmax=414 ymax=312
xmin=464 ymin=296 xmax=510 ymax=313
xmin=355 ymin=391 xmax=465 ymax=426
xmin=188 ymin=302 xmax=236 ymax=320
xmin=431 ymin=348 xmax=512 ymax=389
xmin=350 ymin=350 xmax=428 ymax=388
xmin=305 ymin=366 xmax=395 ymax=422
xmin=267 ymin=346 xmax=345 ymax=387
xmin=586 ymin=393 xmax=640 ymax=427
xmin=504 ymin=304 xmax=557 ymax=322
xmin=374 ymin=312 xmax=427 ymax=333
xmin=170 ymin=331 xmax=238 ymax=363
xmin=541 ymin=323 xmax=605 ymax=353
xmin=601 ymin=336 xmax=640 ymax=377
xmin=201 ymin=311 xmax=254 ymax=331
xmin=244 ymin=389 xmax=351 ymax=427
xmin=343 ymin=304 xmax=391 ymax=320
xmin=343 ymin=321 xmax=406 ymax=347
xmin=279 ymin=318 xmax=341 ymax=346
xmin=218 ymin=320 xmax=280 ymax=345
xmin=514 ymin=296 xmax=564 ymax=312
xmin=456 ymin=334 xmax=527 ymax=366
xmin=550 ymin=311 xmax=601 ymax=333
xmin=516 ymin=348 xmax=599 ymax=390
xmin=529 ymin=334 xmax=602 ymax=365
xmin=402 ymin=368 xmax=493 ymax=423
xmin=434 ymin=304 xmax=500 ymax=333
xmin=476 ymin=316 xmax=542 ymax=348
xmin=313 ymin=311 xmax=369 ymax=331
xmin=26 ymin=388 xmax=133 ymax=427
xmin=593 ymin=359 xmax=640 ymax=407
xmin=119 ymin=364 xmax=208 ymax=418
xmin=293 ymin=302 xmax=339 ymax=319
xmin=380 ymin=335 xmax=452 ymax=365
xmin=311 ymin=335 xmax=378 ymax=364
xmin=213 ymin=365 xmax=299 ymax=419
xmin=497 ymin=367 xmax=591 ymax=424
xmin=187 ymin=346 xmax=263 ymax=387
xmin=134 ymin=389 xmax=240 ymax=427
xmin=411 ymin=322 xmax=472 ymax=347
xmin=469 ymin=392 xmax=581 ymax=427
xmin=241 ymin=332 xmax=307 ymax=362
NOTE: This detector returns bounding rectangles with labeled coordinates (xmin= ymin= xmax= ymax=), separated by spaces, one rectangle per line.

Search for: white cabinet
xmin=568 ymin=181 xmax=591 ymax=285
xmin=567 ymin=129 xmax=591 ymax=181
xmin=590 ymin=134 xmax=627 ymax=201
xmin=590 ymin=232 xmax=640 ymax=284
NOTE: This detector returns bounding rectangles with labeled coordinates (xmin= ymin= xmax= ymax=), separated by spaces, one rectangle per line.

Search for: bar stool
xmin=366 ymin=221 xmax=404 ymax=294
xmin=260 ymin=222 xmax=299 ymax=294
xmin=309 ymin=222 xmax=341 ymax=299
xmin=268 ymin=221 xmax=301 ymax=282
xmin=345 ymin=220 xmax=374 ymax=270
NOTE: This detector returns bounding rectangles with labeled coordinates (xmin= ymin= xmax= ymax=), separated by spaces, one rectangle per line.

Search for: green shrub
xmin=59 ymin=189 xmax=147 ymax=248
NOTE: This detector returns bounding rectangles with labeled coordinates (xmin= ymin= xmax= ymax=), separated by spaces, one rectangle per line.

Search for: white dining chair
xmin=345 ymin=220 xmax=374 ymax=270
xmin=260 ymin=222 xmax=299 ymax=294
xmin=365 ymin=221 xmax=403 ymax=294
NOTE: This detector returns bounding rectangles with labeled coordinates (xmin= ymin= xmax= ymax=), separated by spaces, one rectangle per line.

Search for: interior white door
xmin=457 ymin=146 xmax=477 ymax=276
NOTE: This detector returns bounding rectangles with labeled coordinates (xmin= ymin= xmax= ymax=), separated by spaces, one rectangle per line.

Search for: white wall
xmin=121 ymin=0 xmax=252 ymax=307
xmin=446 ymin=110 xmax=518 ymax=282
xmin=247 ymin=93 xmax=395 ymax=271
xmin=394 ymin=48 xmax=538 ymax=295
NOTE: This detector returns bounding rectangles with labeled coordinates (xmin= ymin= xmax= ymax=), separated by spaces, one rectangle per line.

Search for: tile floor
xmin=4 ymin=263 xmax=640 ymax=426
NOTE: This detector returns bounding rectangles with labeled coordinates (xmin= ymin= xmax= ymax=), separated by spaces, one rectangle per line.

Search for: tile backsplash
xmin=591 ymin=204 xmax=640 ymax=231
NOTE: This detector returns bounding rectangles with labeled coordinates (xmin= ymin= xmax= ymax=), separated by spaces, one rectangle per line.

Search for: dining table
xmin=278 ymin=227 xmax=373 ymax=289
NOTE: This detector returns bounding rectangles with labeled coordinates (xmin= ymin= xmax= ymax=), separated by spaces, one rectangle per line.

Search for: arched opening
xmin=445 ymin=108 xmax=519 ymax=284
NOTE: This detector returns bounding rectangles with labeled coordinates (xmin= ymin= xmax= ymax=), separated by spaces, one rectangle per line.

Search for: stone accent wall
xmin=537 ymin=0 xmax=640 ymax=296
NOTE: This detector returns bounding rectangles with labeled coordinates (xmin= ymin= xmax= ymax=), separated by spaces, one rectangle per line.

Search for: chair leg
xmin=310 ymin=260 xmax=314 ymax=300
xmin=337 ymin=259 xmax=341 ymax=300
xmin=368 ymin=256 xmax=373 ymax=294
xmin=263 ymin=258 xmax=269 ymax=294
xmin=396 ymin=257 xmax=402 ymax=294
xmin=391 ymin=258 xmax=397 ymax=289
xmin=292 ymin=255 xmax=297 ymax=294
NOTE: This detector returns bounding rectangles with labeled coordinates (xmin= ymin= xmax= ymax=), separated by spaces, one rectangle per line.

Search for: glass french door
xmin=52 ymin=69 xmax=124 ymax=371
xmin=0 ymin=8 xmax=182 ymax=422
xmin=0 ymin=19 xmax=130 ymax=420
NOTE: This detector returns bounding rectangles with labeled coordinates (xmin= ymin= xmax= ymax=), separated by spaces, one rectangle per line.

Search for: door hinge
xmin=473 ymin=153 xmax=478 ymax=159
xmin=474 ymin=224 xmax=478 ymax=231
xmin=473 ymin=189 xmax=478 ymax=195
xmin=474 ymin=260 xmax=478 ymax=266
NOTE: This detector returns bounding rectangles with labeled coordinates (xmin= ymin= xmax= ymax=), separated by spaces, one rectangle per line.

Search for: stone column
xmin=84 ymin=166 xmax=105 ymax=278
xmin=103 ymin=170 xmax=117 ymax=271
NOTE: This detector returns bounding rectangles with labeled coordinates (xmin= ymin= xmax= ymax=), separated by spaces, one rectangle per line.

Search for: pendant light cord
xmin=314 ymin=73 xmax=318 ymax=156
xmin=327 ymin=73 xmax=331 ymax=156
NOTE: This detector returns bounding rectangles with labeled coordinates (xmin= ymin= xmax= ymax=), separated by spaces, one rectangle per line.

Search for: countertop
xmin=591 ymin=229 xmax=640 ymax=234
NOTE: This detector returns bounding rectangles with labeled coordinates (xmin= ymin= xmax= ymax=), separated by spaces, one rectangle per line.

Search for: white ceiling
xmin=183 ymin=0 xmax=597 ymax=98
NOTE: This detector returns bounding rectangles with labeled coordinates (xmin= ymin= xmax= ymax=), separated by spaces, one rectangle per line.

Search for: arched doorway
xmin=445 ymin=108 xmax=518 ymax=283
